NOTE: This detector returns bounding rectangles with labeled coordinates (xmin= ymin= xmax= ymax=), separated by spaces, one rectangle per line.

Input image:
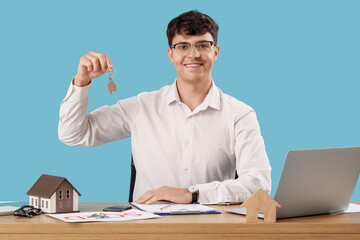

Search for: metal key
xmin=87 ymin=213 xmax=106 ymax=219
xmin=107 ymin=68 xmax=117 ymax=95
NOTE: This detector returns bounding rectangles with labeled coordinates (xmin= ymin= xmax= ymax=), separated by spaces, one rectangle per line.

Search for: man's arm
xmin=134 ymin=186 xmax=193 ymax=204
xmin=58 ymin=52 xmax=134 ymax=146
xmin=196 ymin=110 xmax=271 ymax=204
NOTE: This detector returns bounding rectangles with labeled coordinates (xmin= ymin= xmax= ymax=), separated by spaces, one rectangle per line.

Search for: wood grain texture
xmin=1 ymin=202 xmax=360 ymax=240
xmin=1 ymin=234 xmax=360 ymax=240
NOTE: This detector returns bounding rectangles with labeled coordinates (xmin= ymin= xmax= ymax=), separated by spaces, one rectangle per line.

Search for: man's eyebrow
xmin=173 ymin=40 xmax=210 ymax=45
xmin=173 ymin=41 xmax=189 ymax=45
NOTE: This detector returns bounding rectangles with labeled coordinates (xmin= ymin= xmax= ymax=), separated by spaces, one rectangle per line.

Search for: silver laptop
xmin=226 ymin=147 xmax=360 ymax=219
xmin=275 ymin=147 xmax=360 ymax=219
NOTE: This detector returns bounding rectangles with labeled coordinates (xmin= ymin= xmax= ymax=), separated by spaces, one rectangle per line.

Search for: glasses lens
xmin=174 ymin=43 xmax=191 ymax=54
xmin=195 ymin=41 xmax=212 ymax=53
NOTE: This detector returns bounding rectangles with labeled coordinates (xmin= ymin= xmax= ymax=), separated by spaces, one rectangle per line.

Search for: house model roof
xmin=27 ymin=174 xmax=81 ymax=198
xmin=240 ymin=188 xmax=281 ymax=209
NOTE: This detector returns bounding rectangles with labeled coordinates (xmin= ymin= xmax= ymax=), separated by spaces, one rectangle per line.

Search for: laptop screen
xmin=274 ymin=147 xmax=360 ymax=219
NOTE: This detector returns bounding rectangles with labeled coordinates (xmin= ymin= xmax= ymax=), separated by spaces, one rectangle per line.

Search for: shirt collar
xmin=166 ymin=79 xmax=181 ymax=105
xmin=166 ymin=79 xmax=221 ymax=111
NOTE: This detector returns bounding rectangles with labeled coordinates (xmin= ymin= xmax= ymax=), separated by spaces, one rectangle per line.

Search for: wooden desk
xmin=1 ymin=202 xmax=360 ymax=240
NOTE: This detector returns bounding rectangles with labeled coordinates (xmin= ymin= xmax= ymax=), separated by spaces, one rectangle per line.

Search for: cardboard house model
xmin=239 ymin=188 xmax=281 ymax=223
xmin=27 ymin=174 xmax=81 ymax=214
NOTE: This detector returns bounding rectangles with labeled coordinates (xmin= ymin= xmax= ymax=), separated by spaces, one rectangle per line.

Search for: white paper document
xmin=332 ymin=203 xmax=360 ymax=214
xmin=225 ymin=203 xmax=360 ymax=218
xmin=47 ymin=209 xmax=160 ymax=223
xmin=0 ymin=206 xmax=19 ymax=216
xmin=131 ymin=202 xmax=220 ymax=215
xmin=0 ymin=201 xmax=28 ymax=216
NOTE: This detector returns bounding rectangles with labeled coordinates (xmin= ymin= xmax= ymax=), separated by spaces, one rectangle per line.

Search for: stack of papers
xmin=0 ymin=201 xmax=28 ymax=216
xmin=131 ymin=202 xmax=221 ymax=215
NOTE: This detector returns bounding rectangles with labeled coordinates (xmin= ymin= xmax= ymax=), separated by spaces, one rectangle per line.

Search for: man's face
xmin=167 ymin=32 xmax=220 ymax=84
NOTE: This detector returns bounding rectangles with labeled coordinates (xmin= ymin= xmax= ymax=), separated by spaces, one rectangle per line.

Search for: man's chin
xmin=179 ymin=73 xmax=207 ymax=82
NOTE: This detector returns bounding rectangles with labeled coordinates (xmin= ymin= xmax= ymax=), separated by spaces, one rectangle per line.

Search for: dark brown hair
xmin=166 ymin=10 xmax=219 ymax=47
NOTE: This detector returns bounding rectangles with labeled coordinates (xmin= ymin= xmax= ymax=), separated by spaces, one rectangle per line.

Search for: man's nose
xmin=187 ymin=46 xmax=200 ymax=57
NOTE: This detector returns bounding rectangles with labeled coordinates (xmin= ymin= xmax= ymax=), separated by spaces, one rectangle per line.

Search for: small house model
xmin=27 ymin=174 xmax=81 ymax=214
xmin=239 ymin=188 xmax=281 ymax=223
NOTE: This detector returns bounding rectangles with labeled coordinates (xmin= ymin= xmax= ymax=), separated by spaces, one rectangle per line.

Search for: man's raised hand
xmin=74 ymin=51 xmax=113 ymax=87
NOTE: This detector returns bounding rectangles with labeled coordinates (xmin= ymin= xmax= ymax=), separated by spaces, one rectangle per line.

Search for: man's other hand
xmin=74 ymin=51 xmax=113 ymax=87
xmin=134 ymin=186 xmax=192 ymax=204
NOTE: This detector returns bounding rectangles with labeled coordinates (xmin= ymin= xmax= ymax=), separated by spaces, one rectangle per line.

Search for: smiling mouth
xmin=184 ymin=63 xmax=203 ymax=68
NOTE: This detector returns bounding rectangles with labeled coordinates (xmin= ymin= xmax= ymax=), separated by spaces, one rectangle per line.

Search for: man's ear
xmin=214 ymin=45 xmax=220 ymax=61
xmin=167 ymin=48 xmax=174 ymax=63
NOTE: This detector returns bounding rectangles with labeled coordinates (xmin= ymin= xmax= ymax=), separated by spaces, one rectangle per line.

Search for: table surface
xmin=1 ymin=202 xmax=360 ymax=240
xmin=1 ymin=202 xmax=360 ymax=224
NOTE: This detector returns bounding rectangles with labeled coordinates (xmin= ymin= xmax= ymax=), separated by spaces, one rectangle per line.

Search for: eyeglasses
xmin=14 ymin=205 xmax=42 ymax=218
xmin=170 ymin=41 xmax=216 ymax=56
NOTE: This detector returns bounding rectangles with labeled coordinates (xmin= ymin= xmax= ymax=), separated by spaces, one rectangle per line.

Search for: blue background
xmin=1 ymin=0 xmax=359 ymax=203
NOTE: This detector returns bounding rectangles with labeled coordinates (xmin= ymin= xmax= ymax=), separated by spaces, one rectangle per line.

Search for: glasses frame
xmin=14 ymin=205 xmax=43 ymax=218
xmin=170 ymin=40 xmax=216 ymax=55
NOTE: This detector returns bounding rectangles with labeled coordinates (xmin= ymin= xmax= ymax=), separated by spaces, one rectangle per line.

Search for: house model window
xmin=27 ymin=174 xmax=81 ymax=214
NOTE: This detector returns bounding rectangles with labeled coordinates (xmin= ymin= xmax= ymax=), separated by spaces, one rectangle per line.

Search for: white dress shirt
xmin=58 ymin=80 xmax=271 ymax=204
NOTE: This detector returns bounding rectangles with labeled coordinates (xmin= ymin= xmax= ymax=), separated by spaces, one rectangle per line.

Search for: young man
xmin=58 ymin=10 xmax=271 ymax=205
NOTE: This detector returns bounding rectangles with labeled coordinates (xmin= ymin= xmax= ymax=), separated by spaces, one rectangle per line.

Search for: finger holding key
xmin=86 ymin=53 xmax=101 ymax=72
xmin=74 ymin=51 xmax=113 ymax=87
xmin=90 ymin=51 xmax=113 ymax=73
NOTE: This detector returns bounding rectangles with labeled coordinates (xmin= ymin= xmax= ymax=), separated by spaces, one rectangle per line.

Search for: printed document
xmin=131 ymin=202 xmax=220 ymax=215
xmin=47 ymin=209 xmax=160 ymax=223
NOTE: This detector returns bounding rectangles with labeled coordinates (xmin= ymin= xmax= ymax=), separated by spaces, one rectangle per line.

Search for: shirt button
xmin=184 ymin=167 xmax=189 ymax=171
xmin=207 ymin=199 xmax=210 ymax=203
xmin=188 ymin=116 xmax=192 ymax=119
xmin=185 ymin=140 xmax=190 ymax=145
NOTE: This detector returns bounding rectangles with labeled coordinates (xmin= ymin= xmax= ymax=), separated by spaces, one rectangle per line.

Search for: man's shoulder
xmin=117 ymin=84 xmax=172 ymax=118
xmin=136 ymin=84 xmax=172 ymax=100
xmin=219 ymin=90 xmax=255 ymax=115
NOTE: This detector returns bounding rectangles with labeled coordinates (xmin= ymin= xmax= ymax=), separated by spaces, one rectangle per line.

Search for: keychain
xmin=107 ymin=68 xmax=117 ymax=95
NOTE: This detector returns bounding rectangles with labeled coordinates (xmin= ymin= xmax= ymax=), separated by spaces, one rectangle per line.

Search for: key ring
xmin=106 ymin=68 xmax=116 ymax=80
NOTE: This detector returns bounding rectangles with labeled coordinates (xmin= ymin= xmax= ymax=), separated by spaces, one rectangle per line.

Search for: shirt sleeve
xmin=58 ymin=79 xmax=140 ymax=147
xmin=196 ymin=110 xmax=272 ymax=204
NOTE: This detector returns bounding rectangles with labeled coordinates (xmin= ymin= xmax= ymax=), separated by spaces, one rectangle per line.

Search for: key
xmin=87 ymin=213 xmax=106 ymax=219
xmin=108 ymin=79 xmax=117 ymax=95
xmin=107 ymin=68 xmax=117 ymax=95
